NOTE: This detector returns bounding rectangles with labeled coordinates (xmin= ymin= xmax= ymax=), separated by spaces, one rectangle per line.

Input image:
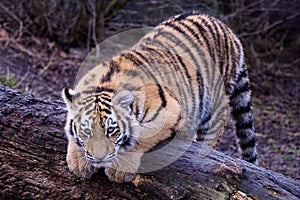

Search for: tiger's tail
xmin=229 ymin=63 xmax=257 ymax=164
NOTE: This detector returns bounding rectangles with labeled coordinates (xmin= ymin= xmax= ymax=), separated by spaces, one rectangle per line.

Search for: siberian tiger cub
xmin=62 ymin=11 xmax=257 ymax=183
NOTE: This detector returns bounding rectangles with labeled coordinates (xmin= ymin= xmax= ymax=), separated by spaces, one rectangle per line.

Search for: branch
xmin=239 ymin=13 xmax=300 ymax=37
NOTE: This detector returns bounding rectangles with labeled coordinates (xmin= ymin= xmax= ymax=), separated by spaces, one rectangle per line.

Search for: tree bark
xmin=0 ymin=84 xmax=299 ymax=200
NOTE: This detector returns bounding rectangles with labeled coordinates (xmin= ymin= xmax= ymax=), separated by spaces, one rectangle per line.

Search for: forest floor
xmin=0 ymin=25 xmax=299 ymax=181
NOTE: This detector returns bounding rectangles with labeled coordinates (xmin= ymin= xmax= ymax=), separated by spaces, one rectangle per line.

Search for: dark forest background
xmin=0 ymin=0 xmax=299 ymax=180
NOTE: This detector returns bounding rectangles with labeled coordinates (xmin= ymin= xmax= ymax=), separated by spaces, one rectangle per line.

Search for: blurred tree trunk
xmin=0 ymin=85 xmax=299 ymax=200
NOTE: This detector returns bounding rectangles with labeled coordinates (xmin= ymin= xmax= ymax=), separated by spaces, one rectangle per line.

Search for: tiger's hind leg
xmin=195 ymin=98 xmax=212 ymax=143
xmin=196 ymin=116 xmax=211 ymax=141
xmin=229 ymin=64 xmax=257 ymax=164
xmin=195 ymin=99 xmax=223 ymax=148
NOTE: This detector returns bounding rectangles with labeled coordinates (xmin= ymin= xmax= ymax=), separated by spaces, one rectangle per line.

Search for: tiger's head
xmin=62 ymin=87 xmax=139 ymax=168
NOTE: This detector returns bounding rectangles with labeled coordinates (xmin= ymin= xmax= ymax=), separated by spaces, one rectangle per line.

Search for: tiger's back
xmin=122 ymin=11 xmax=256 ymax=161
xmin=63 ymin=11 xmax=257 ymax=183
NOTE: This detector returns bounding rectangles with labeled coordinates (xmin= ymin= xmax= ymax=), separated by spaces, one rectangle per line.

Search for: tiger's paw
xmin=67 ymin=152 xmax=97 ymax=178
xmin=105 ymin=167 xmax=137 ymax=183
xmin=66 ymin=145 xmax=97 ymax=178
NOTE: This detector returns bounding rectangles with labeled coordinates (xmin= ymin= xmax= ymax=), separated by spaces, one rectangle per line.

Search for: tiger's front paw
xmin=105 ymin=167 xmax=137 ymax=183
xmin=67 ymin=141 xmax=97 ymax=178
xmin=67 ymin=151 xmax=97 ymax=178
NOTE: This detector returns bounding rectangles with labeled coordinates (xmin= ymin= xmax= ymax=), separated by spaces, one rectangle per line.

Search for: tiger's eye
xmin=84 ymin=128 xmax=91 ymax=135
xmin=108 ymin=127 xmax=114 ymax=132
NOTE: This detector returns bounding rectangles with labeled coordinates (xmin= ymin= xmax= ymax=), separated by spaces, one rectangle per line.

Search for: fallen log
xmin=0 ymin=85 xmax=299 ymax=200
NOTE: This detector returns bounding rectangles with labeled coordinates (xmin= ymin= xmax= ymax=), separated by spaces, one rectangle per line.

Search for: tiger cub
xmin=62 ymin=11 xmax=257 ymax=183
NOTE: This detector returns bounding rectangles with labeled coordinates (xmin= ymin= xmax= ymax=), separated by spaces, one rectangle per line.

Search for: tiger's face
xmin=63 ymin=88 xmax=137 ymax=168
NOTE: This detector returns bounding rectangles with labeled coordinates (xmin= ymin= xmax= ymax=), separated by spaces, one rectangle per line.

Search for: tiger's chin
xmin=91 ymin=161 xmax=113 ymax=168
xmin=91 ymin=153 xmax=141 ymax=183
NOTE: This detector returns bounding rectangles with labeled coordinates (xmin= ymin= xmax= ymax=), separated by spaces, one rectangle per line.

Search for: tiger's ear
xmin=112 ymin=90 xmax=134 ymax=112
xmin=62 ymin=88 xmax=75 ymax=109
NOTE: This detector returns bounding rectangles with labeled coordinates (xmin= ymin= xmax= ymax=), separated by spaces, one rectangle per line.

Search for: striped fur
xmin=63 ymin=11 xmax=257 ymax=183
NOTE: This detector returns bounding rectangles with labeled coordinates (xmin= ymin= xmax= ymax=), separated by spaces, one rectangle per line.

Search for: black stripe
xmin=176 ymin=19 xmax=219 ymax=113
xmin=129 ymin=50 xmax=167 ymax=109
xmin=145 ymin=128 xmax=177 ymax=152
xmin=73 ymin=121 xmax=77 ymax=135
xmin=140 ymin=46 xmax=183 ymax=109
xmin=236 ymin=120 xmax=253 ymax=130
xmin=236 ymin=127 xmax=253 ymax=140
xmin=240 ymin=137 xmax=256 ymax=149
xmin=169 ymin=128 xmax=177 ymax=138
xmin=158 ymin=85 xmax=167 ymax=108
xmin=161 ymin=22 xmax=206 ymax=66
xmin=126 ymin=69 xmax=140 ymax=78
xmin=173 ymin=11 xmax=194 ymax=21
xmin=231 ymin=36 xmax=243 ymax=78
xmin=95 ymin=97 xmax=100 ymax=103
xmin=99 ymin=99 xmax=111 ymax=110
xmin=120 ymin=135 xmax=129 ymax=147
xmin=89 ymin=116 xmax=96 ymax=123
xmin=197 ymin=73 xmax=205 ymax=121
xmin=141 ymin=85 xmax=167 ymax=123
xmin=155 ymin=24 xmax=203 ymax=118
xmin=235 ymin=68 xmax=248 ymax=83
xmin=95 ymin=86 xmax=115 ymax=93
xmin=100 ymin=96 xmax=111 ymax=102
xmin=120 ymin=52 xmax=150 ymax=78
xmin=141 ymin=107 xmax=149 ymax=122
xmin=75 ymin=137 xmax=83 ymax=147
xmin=231 ymin=102 xmax=252 ymax=117
xmin=69 ymin=119 xmax=74 ymax=136
xmin=141 ymin=47 xmax=175 ymax=82
xmin=173 ymin=53 xmax=195 ymax=111
xmin=202 ymin=16 xmax=218 ymax=63
xmin=242 ymin=149 xmax=256 ymax=158
xmin=199 ymin=112 xmax=212 ymax=127
xmin=218 ymin=22 xmax=230 ymax=82
xmin=112 ymin=112 xmax=122 ymax=137
xmin=134 ymin=101 xmax=140 ymax=121
xmin=141 ymin=88 xmax=166 ymax=123
xmin=101 ymin=108 xmax=112 ymax=115
xmin=164 ymin=21 xmax=209 ymax=120
xmin=119 ymin=118 xmax=137 ymax=149
xmin=78 ymin=96 xmax=94 ymax=106
xmin=82 ymin=102 xmax=93 ymax=112
xmin=184 ymin=18 xmax=213 ymax=58
xmin=80 ymin=101 xmax=92 ymax=110
xmin=139 ymin=46 xmax=173 ymax=84
xmin=164 ymin=52 xmax=190 ymax=110
xmin=211 ymin=20 xmax=224 ymax=74
xmin=218 ymin=74 xmax=226 ymax=99
xmin=81 ymin=89 xmax=97 ymax=95
xmin=115 ymin=132 xmax=124 ymax=145
xmin=175 ymin=53 xmax=191 ymax=80
xmin=140 ymin=39 xmax=193 ymax=114
xmin=229 ymin=82 xmax=250 ymax=102
xmin=206 ymin=103 xmax=226 ymax=129
xmin=226 ymin=34 xmax=237 ymax=85
xmin=101 ymin=60 xmax=121 ymax=82
xmin=85 ymin=109 xmax=93 ymax=116
xmin=246 ymin=155 xmax=257 ymax=163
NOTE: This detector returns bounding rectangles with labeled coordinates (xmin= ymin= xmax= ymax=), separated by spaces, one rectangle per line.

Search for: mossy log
xmin=0 ymin=85 xmax=299 ymax=200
